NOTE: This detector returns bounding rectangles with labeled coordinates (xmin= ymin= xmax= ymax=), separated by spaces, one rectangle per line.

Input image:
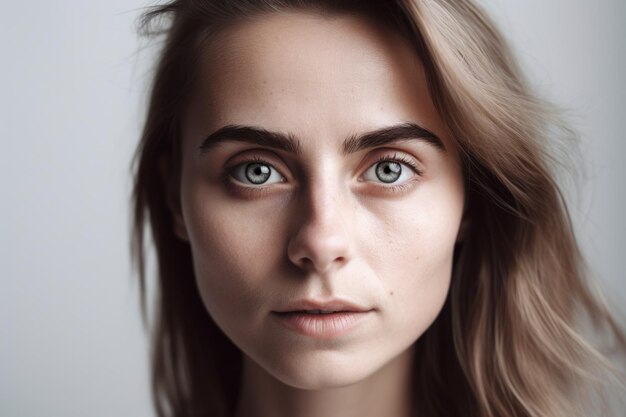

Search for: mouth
xmin=271 ymin=310 xmax=374 ymax=338
xmin=273 ymin=298 xmax=374 ymax=314
xmin=275 ymin=309 xmax=362 ymax=315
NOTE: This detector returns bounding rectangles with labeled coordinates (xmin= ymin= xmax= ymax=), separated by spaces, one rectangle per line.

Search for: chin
xmin=263 ymin=351 xmax=380 ymax=390
xmin=277 ymin=370 xmax=370 ymax=390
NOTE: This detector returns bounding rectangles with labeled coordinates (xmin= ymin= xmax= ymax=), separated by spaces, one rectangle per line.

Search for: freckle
xmin=390 ymin=291 xmax=394 ymax=296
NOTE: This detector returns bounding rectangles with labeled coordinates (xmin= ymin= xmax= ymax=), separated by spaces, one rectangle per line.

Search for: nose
xmin=287 ymin=180 xmax=353 ymax=274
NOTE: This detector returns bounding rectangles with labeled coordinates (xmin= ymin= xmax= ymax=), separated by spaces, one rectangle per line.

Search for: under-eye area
xmin=219 ymin=150 xmax=424 ymax=196
xmin=129 ymin=3 xmax=626 ymax=417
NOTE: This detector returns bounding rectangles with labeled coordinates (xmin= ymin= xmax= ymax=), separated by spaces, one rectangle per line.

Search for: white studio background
xmin=1 ymin=1 xmax=624 ymax=416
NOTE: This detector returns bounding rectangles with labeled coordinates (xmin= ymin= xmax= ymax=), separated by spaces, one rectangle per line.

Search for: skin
xmin=173 ymin=10 xmax=465 ymax=417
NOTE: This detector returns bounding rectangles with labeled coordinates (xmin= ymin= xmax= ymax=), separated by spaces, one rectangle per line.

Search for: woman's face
xmin=177 ymin=11 xmax=465 ymax=389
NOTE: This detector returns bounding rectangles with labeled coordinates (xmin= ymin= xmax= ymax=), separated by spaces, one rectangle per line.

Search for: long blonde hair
xmin=131 ymin=1 xmax=626 ymax=416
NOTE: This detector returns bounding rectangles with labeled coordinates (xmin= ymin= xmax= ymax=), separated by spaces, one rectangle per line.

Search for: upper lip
xmin=274 ymin=298 xmax=373 ymax=313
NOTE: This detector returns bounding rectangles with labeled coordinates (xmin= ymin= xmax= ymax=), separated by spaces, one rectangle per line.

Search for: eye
xmin=229 ymin=157 xmax=285 ymax=186
xmin=361 ymin=153 xmax=422 ymax=185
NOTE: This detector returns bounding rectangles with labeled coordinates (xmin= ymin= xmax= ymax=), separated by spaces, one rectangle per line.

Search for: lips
xmin=273 ymin=298 xmax=373 ymax=314
xmin=272 ymin=309 xmax=373 ymax=338
xmin=297 ymin=309 xmax=343 ymax=314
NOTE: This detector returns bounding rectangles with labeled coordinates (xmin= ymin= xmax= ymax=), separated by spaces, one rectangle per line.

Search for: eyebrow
xmin=198 ymin=122 xmax=445 ymax=156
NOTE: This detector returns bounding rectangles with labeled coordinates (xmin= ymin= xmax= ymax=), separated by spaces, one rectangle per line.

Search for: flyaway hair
xmin=131 ymin=1 xmax=626 ymax=416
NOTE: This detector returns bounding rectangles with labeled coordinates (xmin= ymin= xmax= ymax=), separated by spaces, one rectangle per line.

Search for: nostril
xmin=286 ymin=222 xmax=352 ymax=273
xmin=300 ymin=257 xmax=315 ymax=270
xmin=291 ymin=255 xmax=347 ymax=275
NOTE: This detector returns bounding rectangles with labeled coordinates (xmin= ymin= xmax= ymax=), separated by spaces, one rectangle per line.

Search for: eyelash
xmin=223 ymin=152 xmax=423 ymax=195
xmin=370 ymin=153 xmax=423 ymax=193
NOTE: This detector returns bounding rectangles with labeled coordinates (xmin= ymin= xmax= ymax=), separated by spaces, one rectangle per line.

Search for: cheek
xmin=375 ymin=222 xmax=453 ymax=318
xmin=180 ymin=180 xmax=290 ymax=328
xmin=371 ymin=227 xmax=453 ymax=348
xmin=364 ymin=187 xmax=461 ymax=336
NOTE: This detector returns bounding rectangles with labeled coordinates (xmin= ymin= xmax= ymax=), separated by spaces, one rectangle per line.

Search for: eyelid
xmin=367 ymin=151 xmax=423 ymax=176
xmin=356 ymin=151 xmax=423 ymax=194
xmin=224 ymin=154 xmax=288 ymax=186
xmin=221 ymin=149 xmax=424 ymax=195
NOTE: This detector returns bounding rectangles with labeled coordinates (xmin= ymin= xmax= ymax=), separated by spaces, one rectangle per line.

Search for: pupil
xmin=246 ymin=163 xmax=271 ymax=184
xmin=376 ymin=161 xmax=401 ymax=183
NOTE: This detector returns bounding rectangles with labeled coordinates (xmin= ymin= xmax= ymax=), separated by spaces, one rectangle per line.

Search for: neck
xmin=233 ymin=345 xmax=416 ymax=417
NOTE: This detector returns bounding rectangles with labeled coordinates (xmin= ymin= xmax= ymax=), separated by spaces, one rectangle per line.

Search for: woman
xmin=131 ymin=1 xmax=626 ymax=416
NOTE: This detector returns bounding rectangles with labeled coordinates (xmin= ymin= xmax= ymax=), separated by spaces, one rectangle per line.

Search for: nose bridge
xmin=307 ymin=170 xmax=345 ymax=225
xmin=287 ymin=164 xmax=353 ymax=274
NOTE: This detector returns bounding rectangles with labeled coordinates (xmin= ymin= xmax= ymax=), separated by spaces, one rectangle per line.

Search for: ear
xmin=158 ymin=154 xmax=189 ymax=242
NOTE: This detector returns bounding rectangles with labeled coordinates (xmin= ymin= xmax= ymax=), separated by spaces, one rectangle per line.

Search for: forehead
xmin=204 ymin=11 xmax=416 ymax=81
xmin=185 ymin=10 xmax=451 ymax=151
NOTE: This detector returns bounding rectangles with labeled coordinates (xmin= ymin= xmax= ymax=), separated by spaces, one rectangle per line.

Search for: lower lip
xmin=272 ymin=311 xmax=373 ymax=338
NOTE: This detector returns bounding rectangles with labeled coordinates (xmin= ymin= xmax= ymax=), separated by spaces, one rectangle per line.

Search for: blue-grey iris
xmin=376 ymin=161 xmax=401 ymax=183
xmin=245 ymin=163 xmax=271 ymax=184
